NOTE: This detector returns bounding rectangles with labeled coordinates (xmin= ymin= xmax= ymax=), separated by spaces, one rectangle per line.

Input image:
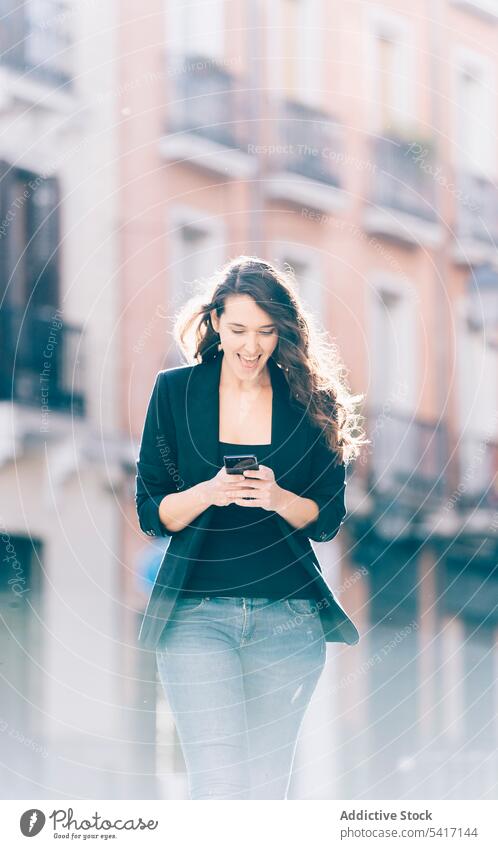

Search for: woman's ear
xmin=210 ymin=309 xmax=219 ymax=333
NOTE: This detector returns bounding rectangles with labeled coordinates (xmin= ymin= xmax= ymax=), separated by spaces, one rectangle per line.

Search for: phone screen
xmin=223 ymin=454 xmax=259 ymax=474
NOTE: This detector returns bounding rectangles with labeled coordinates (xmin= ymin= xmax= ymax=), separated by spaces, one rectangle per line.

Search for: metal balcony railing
xmin=366 ymin=407 xmax=447 ymax=503
xmin=456 ymin=435 xmax=498 ymax=510
xmin=166 ymin=54 xmax=242 ymax=148
xmin=369 ymin=135 xmax=438 ymax=221
xmin=455 ymin=171 xmax=498 ymax=245
xmin=0 ymin=304 xmax=85 ymax=415
xmin=274 ymin=99 xmax=342 ymax=187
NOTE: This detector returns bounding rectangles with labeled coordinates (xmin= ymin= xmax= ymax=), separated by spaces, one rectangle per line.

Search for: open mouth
xmin=237 ymin=353 xmax=261 ymax=368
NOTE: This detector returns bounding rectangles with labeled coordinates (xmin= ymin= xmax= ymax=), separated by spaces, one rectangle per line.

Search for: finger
xmin=244 ymin=468 xmax=270 ymax=479
xmin=228 ymin=481 xmax=256 ymax=491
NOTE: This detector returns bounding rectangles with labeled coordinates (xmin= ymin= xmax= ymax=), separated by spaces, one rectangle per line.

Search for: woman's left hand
xmin=234 ymin=465 xmax=287 ymax=511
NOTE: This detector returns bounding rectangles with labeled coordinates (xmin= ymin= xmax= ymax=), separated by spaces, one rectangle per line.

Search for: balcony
xmin=0 ymin=0 xmax=73 ymax=112
xmin=451 ymin=0 xmax=498 ymax=21
xmin=363 ymin=135 xmax=443 ymax=248
xmin=453 ymin=172 xmax=498 ymax=266
xmin=0 ymin=304 xmax=85 ymax=417
xmin=362 ymin=408 xmax=448 ymax=538
xmin=264 ymin=99 xmax=345 ymax=213
xmin=0 ymin=1 xmax=72 ymax=86
xmin=456 ymin=436 xmax=498 ymax=515
xmin=160 ymin=54 xmax=256 ymax=179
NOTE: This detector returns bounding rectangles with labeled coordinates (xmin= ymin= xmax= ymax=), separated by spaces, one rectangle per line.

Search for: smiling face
xmin=210 ymin=294 xmax=279 ymax=383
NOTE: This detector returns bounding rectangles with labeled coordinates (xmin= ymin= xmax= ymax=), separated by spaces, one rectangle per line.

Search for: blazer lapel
xmin=186 ymin=351 xmax=308 ymax=490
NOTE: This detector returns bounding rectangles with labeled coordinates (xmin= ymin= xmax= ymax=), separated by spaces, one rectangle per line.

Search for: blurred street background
xmin=0 ymin=0 xmax=497 ymax=800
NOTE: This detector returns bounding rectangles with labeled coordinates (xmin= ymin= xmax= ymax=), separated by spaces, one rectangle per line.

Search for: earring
xmin=217 ymin=341 xmax=223 ymax=352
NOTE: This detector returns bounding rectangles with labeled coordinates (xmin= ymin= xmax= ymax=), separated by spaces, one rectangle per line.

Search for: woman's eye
xmin=231 ymin=330 xmax=274 ymax=335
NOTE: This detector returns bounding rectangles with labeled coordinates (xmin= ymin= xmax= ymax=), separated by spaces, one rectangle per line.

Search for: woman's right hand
xmin=200 ymin=466 xmax=247 ymax=508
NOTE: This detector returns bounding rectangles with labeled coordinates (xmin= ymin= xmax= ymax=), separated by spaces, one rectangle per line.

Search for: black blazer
xmin=135 ymin=351 xmax=360 ymax=649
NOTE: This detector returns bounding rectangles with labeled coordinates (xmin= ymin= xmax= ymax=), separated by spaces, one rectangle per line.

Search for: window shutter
xmin=0 ymin=1 xmax=25 ymax=71
xmin=26 ymin=174 xmax=61 ymax=311
xmin=0 ymin=159 xmax=20 ymax=305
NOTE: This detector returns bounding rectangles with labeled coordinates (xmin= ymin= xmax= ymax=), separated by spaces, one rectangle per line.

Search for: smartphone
xmin=223 ymin=454 xmax=259 ymax=474
xmin=223 ymin=454 xmax=259 ymax=501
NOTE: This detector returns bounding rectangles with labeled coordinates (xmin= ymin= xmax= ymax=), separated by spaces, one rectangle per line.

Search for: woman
xmin=135 ymin=256 xmax=366 ymax=800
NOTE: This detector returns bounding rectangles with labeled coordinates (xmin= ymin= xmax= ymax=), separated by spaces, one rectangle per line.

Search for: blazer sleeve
xmin=298 ymin=427 xmax=347 ymax=543
xmin=135 ymin=371 xmax=180 ymax=538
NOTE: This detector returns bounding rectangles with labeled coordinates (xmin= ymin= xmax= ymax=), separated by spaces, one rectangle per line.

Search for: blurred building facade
xmin=1 ymin=0 xmax=497 ymax=800
xmin=122 ymin=0 xmax=498 ymax=800
xmin=0 ymin=1 xmax=131 ymax=797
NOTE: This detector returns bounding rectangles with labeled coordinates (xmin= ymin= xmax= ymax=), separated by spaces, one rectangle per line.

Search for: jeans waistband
xmin=179 ymin=596 xmax=287 ymax=603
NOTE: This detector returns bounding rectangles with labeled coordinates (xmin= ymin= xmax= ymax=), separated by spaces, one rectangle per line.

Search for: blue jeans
xmin=155 ymin=596 xmax=326 ymax=800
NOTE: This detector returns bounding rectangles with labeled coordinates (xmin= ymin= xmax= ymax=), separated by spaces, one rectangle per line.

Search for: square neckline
xmin=218 ymin=369 xmax=274 ymax=446
xmin=219 ymin=439 xmax=271 ymax=447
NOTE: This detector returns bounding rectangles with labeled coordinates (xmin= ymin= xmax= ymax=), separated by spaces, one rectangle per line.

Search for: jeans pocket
xmin=283 ymin=598 xmax=317 ymax=618
xmin=174 ymin=597 xmax=207 ymax=614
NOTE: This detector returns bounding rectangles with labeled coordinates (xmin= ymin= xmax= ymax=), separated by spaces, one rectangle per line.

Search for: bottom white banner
xmin=2 ymin=799 xmax=496 ymax=848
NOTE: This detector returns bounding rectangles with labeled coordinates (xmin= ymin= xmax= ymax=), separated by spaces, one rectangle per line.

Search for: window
xmin=378 ymin=34 xmax=397 ymax=131
xmin=1 ymin=0 xmax=73 ymax=86
xmin=0 ymin=162 xmax=85 ymax=413
xmin=0 ymin=535 xmax=43 ymax=795
xmin=273 ymin=244 xmax=323 ymax=320
xmin=365 ymin=8 xmax=415 ymax=133
xmin=0 ymin=162 xmax=60 ymax=311
xmin=369 ymin=278 xmax=417 ymax=414
xmin=368 ymin=276 xmax=419 ymax=489
xmin=452 ymin=0 xmax=498 ymax=21
xmin=456 ymin=290 xmax=498 ymax=500
xmin=268 ymin=0 xmax=323 ymax=108
xmin=453 ymin=48 xmax=496 ymax=177
xmin=165 ymin=0 xmax=225 ymax=64
xmin=175 ymin=224 xmax=211 ymax=306
xmin=167 ymin=206 xmax=225 ymax=363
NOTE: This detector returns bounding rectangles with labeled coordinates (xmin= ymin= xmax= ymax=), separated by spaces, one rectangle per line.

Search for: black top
xmin=179 ymin=440 xmax=321 ymax=599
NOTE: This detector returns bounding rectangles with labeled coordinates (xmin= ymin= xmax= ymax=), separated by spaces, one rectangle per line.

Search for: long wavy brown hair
xmin=173 ymin=256 xmax=368 ymax=465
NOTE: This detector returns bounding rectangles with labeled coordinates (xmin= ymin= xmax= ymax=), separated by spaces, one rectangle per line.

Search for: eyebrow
xmin=227 ymin=322 xmax=276 ymax=329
